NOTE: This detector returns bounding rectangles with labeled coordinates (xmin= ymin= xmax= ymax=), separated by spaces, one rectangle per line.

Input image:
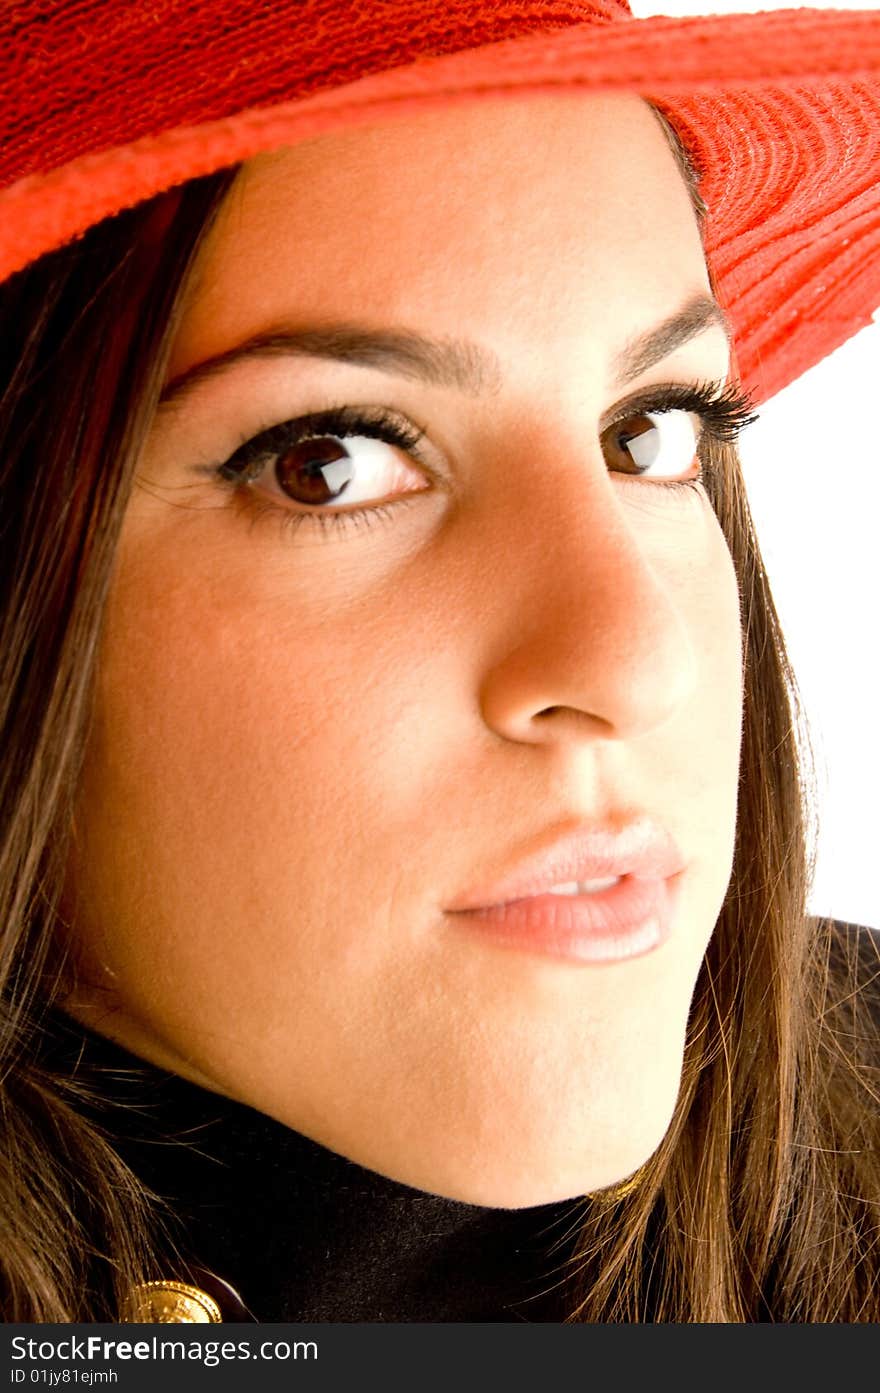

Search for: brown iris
xmin=275 ymin=437 xmax=356 ymax=505
xmin=607 ymin=414 xmax=659 ymax=469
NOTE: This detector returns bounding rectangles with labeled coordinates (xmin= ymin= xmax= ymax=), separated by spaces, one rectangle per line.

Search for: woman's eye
xmin=601 ymin=408 xmax=701 ymax=481
xmin=252 ymin=430 xmax=426 ymax=510
xmin=212 ymin=404 xmax=431 ymax=529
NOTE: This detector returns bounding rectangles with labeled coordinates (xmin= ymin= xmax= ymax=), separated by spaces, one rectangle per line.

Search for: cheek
xmin=706 ymin=528 xmax=745 ymax=775
xmin=76 ymin=555 xmax=417 ymax=927
xmin=65 ymin=519 xmax=470 ymax=1059
xmin=681 ymin=521 xmax=744 ymax=873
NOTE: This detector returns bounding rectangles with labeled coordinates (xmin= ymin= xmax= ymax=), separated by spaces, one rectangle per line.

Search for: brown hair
xmin=0 ymin=169 xmax=240 ymax=1320
xmin=1 ymin=115 xmax=878 ymax=1322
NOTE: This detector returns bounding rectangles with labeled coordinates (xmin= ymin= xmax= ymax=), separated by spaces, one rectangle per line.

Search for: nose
xmin=475 ymin=437 xmax=700 ymax=746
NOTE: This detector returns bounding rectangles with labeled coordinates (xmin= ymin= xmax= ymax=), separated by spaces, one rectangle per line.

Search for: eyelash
xmin=209 ymin=379 xmax=759 ymax=541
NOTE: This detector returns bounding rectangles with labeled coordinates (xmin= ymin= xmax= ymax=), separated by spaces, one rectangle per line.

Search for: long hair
xmin=1 ymin=119 xmax=878 ymax=1321
xmin=0 ymin=168 xmax=241 ymax=1321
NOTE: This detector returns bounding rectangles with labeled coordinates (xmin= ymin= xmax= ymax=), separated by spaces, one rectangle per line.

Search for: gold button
xmin=121 ymin=1280 xmax=223 ymax=1323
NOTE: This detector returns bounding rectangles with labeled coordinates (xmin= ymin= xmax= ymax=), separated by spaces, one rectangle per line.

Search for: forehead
xmin=168 ymin=92 xmax=714 ymax=394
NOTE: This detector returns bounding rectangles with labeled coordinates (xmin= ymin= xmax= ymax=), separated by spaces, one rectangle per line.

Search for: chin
xmin=438 ymin=1145 xmax=665 ymax=1210
xmin=350 ymin=1096 xmax=679 ymax=1211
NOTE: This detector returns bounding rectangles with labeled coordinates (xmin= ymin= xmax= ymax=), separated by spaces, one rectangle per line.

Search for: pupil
xmin=276 ymin=437 xmax=355 ymax=504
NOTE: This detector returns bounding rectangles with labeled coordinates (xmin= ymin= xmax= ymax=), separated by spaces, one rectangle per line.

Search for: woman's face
xmin=62 ymin=92 xmax=743 ymax=1206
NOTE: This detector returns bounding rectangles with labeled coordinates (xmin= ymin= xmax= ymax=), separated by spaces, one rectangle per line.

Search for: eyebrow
xmin=158 ymin=292 xmax=731 ymax=408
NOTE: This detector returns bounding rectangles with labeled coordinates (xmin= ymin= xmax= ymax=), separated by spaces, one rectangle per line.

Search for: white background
xmin=629 ymin=0 xmax=880 ymax=928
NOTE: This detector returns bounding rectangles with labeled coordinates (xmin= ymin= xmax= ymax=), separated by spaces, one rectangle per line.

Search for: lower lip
xmin=445 ymin=873 xmax=679 ymax=965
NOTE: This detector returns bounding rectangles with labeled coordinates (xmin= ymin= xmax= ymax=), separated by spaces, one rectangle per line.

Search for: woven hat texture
xmin=2 ymin=0 xmax=879 ymax=403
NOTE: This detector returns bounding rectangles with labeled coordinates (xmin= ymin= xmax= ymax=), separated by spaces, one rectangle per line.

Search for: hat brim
xmin=2 ymin=6 xmax=879 ymax=402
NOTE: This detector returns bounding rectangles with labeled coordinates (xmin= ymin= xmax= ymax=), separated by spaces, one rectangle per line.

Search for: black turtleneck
xmin=39 ymin=1008 xmax=585 ymax=1322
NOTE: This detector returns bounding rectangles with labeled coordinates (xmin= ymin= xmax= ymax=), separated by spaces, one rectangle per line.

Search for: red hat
xmin=1 ymin=0 xmax=878 ymax=404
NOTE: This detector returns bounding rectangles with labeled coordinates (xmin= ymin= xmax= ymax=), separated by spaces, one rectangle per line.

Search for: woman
xmin=1 ymin=0 xmax=879 ymax=1323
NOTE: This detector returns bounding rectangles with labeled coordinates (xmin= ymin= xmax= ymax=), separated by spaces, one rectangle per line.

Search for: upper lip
xmin=445 ymin=816 xmax=686 ymax=911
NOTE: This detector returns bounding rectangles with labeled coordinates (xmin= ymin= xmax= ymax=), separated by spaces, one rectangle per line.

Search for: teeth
xmin=546 ymin=877 xmax=620 ymax=896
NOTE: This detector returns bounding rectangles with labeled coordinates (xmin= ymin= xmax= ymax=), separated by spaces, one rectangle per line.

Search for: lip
xmin=446 ymin=872 xmax=682 ymax=965
xmin=445 ymin=817 xmax=686 ymax=913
